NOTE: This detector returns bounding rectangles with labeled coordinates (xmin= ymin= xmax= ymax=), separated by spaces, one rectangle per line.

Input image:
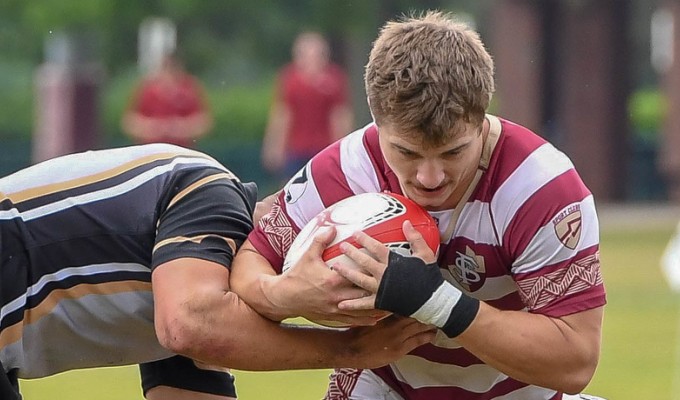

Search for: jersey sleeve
xmin=248 ymin=158 xmax=342 ymax=273
xmin=499 ymin=147 xmax=606 ymax=317
xmin=248 ymin=127 xmax=382 ymax=273
xmin=151 ymin=167 xmax=257 ymax=270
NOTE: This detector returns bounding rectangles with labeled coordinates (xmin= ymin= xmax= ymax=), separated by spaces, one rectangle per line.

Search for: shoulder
xmin=480 ymin=118 xmax=597 ymax=252
xmin=483 ymin=118 xmax=583 ymax=198
xmin=276 ymin=124 xmax=384 ymax=222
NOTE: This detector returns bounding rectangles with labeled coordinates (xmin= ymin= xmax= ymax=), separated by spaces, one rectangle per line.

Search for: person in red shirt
xmin=261 ymin=31 xmax=354 ymax=183
xmin=122 ymin=53 xmax=213 ymax=148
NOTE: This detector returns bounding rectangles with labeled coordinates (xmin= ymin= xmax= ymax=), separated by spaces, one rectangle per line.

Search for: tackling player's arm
xmin=151 ymin=175 xmax=435 ymax=369
xmin=334 ymin=221 xmax=603 ymax=395
xmin=152 ymin=255 xmax=436 ymax=371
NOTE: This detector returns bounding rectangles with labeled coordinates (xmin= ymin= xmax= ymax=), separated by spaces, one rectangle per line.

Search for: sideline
xmin=597 ymin=202 xmax=680 ymax=231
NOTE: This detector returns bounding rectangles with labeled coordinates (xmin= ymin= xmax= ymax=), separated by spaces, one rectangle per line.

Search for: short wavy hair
xmin=365 ymin=11 xmax=495 ymax=145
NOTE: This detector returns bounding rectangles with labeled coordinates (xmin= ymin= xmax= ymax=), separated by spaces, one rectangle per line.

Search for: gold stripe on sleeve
xmin=166 ymin=172 xmax=237 ymax=211
xmin=153 ymin=234 xmax=237 ymax=255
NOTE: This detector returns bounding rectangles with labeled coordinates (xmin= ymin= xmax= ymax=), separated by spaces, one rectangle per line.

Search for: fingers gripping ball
xmin=282 ymin=192 xmax=440 ymax=327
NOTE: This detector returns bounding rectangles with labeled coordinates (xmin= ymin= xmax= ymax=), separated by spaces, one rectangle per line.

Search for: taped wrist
xmin=375 ymin=251 xmax=480 ymax=338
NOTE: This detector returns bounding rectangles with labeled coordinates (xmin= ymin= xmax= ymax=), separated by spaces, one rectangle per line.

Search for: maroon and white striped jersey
xmin=249 ymin=116 xmax=606 ymax=399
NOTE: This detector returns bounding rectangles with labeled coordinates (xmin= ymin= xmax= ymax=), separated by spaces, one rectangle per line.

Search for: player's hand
xmin=342 ymin=315 xmax=436 ymax=369
xmin=271 ymin=226 xmax=383 ymax=326
xmin=333 ymin=220 xmax=436 ymax=310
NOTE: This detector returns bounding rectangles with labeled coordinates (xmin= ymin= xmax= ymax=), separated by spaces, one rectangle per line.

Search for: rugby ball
xmin=282 ymin=192 xmax=440 ymax=327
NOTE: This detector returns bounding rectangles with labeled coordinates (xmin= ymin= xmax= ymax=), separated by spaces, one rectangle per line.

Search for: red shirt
xmin=277 ymin=63 xmax=349 ymax=157
xmin=132 ymin=74 xmax=207 ymax=147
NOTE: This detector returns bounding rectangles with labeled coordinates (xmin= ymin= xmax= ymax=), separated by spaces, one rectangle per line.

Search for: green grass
xmin=19 ymin=223 xmax=680 ymax=399
xmin=586 ymin=226 xmax=678 ymax=399
xmin=19 ymin=367 xmax=332 ymax=399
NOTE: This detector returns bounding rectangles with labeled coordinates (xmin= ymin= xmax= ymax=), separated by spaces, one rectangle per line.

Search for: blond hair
xmin=365 ymin=11 xmax=495 ymax=145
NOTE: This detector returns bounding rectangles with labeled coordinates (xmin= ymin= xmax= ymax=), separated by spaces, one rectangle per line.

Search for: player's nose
xmin=416 ymin=160 xmax=445 ymax=189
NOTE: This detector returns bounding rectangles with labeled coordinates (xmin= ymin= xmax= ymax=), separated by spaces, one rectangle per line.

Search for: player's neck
xmin=444 ymin=119 xmax=489 ymax=210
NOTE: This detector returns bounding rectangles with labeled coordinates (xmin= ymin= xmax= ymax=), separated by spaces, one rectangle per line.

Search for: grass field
xmin=19 ymin=211 xmax=680 ymax=399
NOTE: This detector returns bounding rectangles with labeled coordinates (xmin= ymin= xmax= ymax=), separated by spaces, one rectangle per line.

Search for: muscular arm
xmin=457 ymin=304 xmax=602 ymax=394
xmin=226 ymin=241 xmax=286 ymax=321
xmin=333 ymin=224 xmax=603 ymax=394
xmin=230 ymin=232 xmax=390 ymax=326
xmin=152 ymin=257 xmax=434 ymax=371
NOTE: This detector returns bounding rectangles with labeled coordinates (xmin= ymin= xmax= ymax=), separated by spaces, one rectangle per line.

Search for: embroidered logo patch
xmin=284 ymin=167 xmax=308 ymax=204
xmin=552 ymin=203 xmax=582 ymax=250
xmin=447 ymin=246 xmax=486 ymax=292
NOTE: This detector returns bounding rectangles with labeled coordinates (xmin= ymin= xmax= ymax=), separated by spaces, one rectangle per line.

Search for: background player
xmin=122 ymin=52 xmax=214 ymax=148
xmin=0 ymin=143 xmax=436 ymax=399
xmin=230 ymin=11 xmax=606 ymax=399
xmin=261 ymin=31 xmax=354 ymax=184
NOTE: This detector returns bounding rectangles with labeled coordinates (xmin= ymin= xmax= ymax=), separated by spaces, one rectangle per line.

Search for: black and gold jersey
xmin=0 ymin=143 xmax=256 ymax=378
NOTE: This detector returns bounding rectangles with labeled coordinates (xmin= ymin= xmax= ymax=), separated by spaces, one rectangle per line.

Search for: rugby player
xmin=231 ymin=11 xmax=606 ymax=400
xmin=0 ymin=143 xmax=436 ymax=399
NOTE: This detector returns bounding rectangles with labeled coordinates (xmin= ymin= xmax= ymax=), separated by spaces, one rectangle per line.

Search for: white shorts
xmin=323 ymin=368 xmax=606 ymax=400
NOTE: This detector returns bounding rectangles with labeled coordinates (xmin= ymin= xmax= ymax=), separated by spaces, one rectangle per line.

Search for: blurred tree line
xmin=0 ymin=0 xmax=486 ymax=147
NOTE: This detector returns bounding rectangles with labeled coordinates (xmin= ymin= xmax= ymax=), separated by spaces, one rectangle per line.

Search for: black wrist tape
xmin=375 ymin=251 xmax=480 ymax=338
xmin=441 ymin=293 xmax=480 ymax=338
xmin=375 ymin=251 xmax=444 ymax=316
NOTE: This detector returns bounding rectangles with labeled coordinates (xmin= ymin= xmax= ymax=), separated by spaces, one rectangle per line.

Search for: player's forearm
xmin=456 ymin=304 xmax=602 ymax=394
xmin=164 ymin=290 xmax=342 ymax=370
xmin=164 ymin=290 xmax=433 ymax=371
xmin=229 ymin=247 xmax=296 ymax=321
xmin=369 ymin=253 xmax=602 ymax=394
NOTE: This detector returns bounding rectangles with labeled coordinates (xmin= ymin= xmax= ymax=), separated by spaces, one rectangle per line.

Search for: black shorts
xmin=140 ymin=355 xmax=236 ymax=397
xmin=0 ymin=361 xmax=21 ymax=400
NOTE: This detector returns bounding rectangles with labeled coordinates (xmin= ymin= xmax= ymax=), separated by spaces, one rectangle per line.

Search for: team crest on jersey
xmin=447 ymin=246 xmax=486 ymax=292
xmin=284 ymin=167 xmax=309 ymax=204
xmin=552 ymin=203 xmax=582 ymax=250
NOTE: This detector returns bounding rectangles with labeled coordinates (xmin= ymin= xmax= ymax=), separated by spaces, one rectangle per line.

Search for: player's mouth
xmin=411 ymin=184 xmax=449 ymax=199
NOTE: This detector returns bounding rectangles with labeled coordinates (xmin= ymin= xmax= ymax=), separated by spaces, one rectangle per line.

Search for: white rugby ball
xmin=282 ymin=192 xmax=440 ymax=327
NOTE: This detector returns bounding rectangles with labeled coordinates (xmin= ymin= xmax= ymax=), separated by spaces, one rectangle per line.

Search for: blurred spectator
xmin=122 ymin=52 xmax=213 ymax=148
xmin=261 ymin=31 xmax=353 ymax=183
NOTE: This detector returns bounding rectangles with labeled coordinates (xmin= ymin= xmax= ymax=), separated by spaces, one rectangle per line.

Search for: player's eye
xmin=396 ymin=147 xmax=418 ymax=158
xmin=442 ymin=143 xmax=468 ymax=158
xmin=443 ymin=149 xmax=462 ymax=158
